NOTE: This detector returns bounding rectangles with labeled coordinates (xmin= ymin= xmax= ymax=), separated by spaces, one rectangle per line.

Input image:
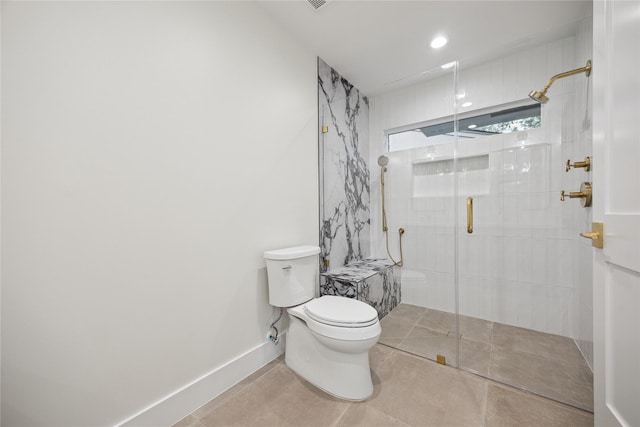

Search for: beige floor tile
xmin=187 ymin=359 xmax=282 ymax=420
xmin=414 ymin=309 xmax=494 ymax=345
xmin=379 ymin=315 xmax=414 ymax=343
xmin=492 ymin=322 xmax=587 ymax=365
xmin=198 ymin=364 xmax=350 ymax=427
xmin=335 ymin=404 xmax=410 ymax=427
xmin=416 ymin=308 xmax=456 ymax=334
xmin=386 ymin=303 xmax=426 ymax=324
xmin=396 ymin=325 xmax=491 ymax=375
xmin=489 ymin=346 xmax=594 ymax=411
xmin=177 ymin=314 xmax=594 ymax=427
xmin=458 ymin=340 xmax=491 ymax=376
xmin=379 ymin=337 xmax=405 ymax=348
xmin=369 ymin=343 xmax=395 ymax=370
xmin=459 ymin=315 xmax=494 ymax=344
xmin=367 ymin=351 xmax=488 ymax=426
xmin=380 ymin=309 xmax=593 ymax=412
xmin=396 ymin=326 xmax=455 ymax=364
xmin=173 ymin=415 xmax=206 ymax=427
xmin=484 ymin=383 xmax=593 ymax=427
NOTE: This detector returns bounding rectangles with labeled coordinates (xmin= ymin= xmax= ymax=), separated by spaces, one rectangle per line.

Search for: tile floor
xmin=379 ymin=303 xmax=594 ymax=411
xmin=174 ymin=345 xmax=593 ymax=427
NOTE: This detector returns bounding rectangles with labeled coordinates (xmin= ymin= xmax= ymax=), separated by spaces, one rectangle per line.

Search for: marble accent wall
xmin=321 ymin=258 xmax=400 ymax=318
xmin=318 ymin=58 xmax=370 ymax=272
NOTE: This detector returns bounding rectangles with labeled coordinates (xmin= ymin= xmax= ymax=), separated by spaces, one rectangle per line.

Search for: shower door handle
xmin=467 ymin=197 xmax=473 ymax=234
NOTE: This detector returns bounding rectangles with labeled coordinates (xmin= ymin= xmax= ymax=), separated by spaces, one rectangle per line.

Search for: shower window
xmin=387 ymin=102 xmax=541 ymax=152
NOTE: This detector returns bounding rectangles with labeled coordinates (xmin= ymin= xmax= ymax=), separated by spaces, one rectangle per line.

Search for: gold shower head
xmin=528 ymin=90 xmax=550 ymax=104
xmin=529 ymin=60 xmax=592 ymax=104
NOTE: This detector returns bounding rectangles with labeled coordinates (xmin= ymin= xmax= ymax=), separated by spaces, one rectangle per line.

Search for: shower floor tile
xmin=379 ymin=313 xmax=415 ymax=345
xmin=492 ymin=322 xmax=588 ymax=365
xmin=416 ymin=309 xmax=494 ymax=344
xmin=489 ymin=346 xmax=594 ymax=410
xmin=484 ymin=383 xmax=593 ymax=427
xmin=381 ymin=303 xmax=594 ymax=412
xmin=384 ymin=302 xmax=427 ymax=324
xmin=397 ymin=325 xmax=492 ymax=376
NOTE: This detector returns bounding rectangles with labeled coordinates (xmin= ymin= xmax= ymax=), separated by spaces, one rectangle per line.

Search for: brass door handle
xmin=560 ymin=182 xmax=592 ymax=207
xmin=467 ymin=197 xmax=473 ymax=234
xmin=566 ymin=156 xmax=591 ymax=172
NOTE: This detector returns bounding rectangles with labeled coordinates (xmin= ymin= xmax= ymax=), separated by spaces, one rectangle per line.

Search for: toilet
xmin=264 ymin=245 xmax=381 ymax=401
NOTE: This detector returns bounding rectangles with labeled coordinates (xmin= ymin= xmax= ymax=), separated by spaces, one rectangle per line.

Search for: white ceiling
xmin=258 ymin=0 xmax=592 ymax=96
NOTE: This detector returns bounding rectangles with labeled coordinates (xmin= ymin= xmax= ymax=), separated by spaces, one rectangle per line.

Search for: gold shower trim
xmin=380 ymin=163 xmax=404 ymax=267
xmin=466 ymin=197 xmax=473 ymax=234
xmin=529 ymin=60 xmax=592 ymax=103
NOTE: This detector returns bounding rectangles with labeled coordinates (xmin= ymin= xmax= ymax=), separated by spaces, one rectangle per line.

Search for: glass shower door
xmin=376 ymin=64 xmax=460 ymax=369
xmin=455 ymin=43 xmax=594 ymax=410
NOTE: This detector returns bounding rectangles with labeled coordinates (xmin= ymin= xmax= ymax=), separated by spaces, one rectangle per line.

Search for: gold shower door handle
xmin=467 ymin=197 xmax=473 ymax=234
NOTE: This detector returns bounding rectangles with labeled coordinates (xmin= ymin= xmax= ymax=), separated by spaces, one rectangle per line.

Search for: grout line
xmin=329 ymin=402 xmax=352 ymax=427
xmin=380 ymin=346 xmax=397 ymax=367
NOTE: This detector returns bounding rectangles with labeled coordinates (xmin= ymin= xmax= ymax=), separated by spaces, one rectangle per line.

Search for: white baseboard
xmin=115 ymin=335 xmax=285 ymax=427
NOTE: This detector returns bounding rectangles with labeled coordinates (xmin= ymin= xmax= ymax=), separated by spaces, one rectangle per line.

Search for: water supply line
xmin=378 ymin=155 xmax=405 ymax=267
xmin=268 ymin=308 xmax=283 ymax=345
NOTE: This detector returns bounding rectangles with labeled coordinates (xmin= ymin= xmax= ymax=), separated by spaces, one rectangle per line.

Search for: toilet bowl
xmin=264 ymin=246 xmax=381 ymax=401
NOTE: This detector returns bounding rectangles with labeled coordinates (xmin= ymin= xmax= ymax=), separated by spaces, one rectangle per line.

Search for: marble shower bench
xmin=320 ymin=258 xmax=401 ymax=319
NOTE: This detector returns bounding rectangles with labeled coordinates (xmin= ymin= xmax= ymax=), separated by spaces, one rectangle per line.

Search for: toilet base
xmin=285 ymin=315 xmax=378 ymax=401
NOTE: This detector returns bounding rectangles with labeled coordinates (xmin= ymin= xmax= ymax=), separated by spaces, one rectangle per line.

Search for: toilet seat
xmin=304 ymin=296 xmax=379 ymax=327
xmin=288 ymin=296 xmax=381 ymax=342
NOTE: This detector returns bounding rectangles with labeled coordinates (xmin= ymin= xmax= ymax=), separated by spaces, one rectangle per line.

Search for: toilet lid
xmin=304 ymin=296 xmax=379 ymax=327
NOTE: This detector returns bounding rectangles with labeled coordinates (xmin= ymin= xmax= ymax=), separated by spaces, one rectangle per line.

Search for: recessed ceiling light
xmin=430 ymin=36 xmax=447 ymax=49
xmin=468 ymin=124 xmax=477 ymax=129
xmin=441 ymin=61 xmax=456 ymax=69
xmin=462 ymin=101 xmax=473 ymax=108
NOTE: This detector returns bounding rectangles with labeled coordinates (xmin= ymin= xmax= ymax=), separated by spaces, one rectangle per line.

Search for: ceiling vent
xmin=307 ymin=0 xmax=330 ymax=11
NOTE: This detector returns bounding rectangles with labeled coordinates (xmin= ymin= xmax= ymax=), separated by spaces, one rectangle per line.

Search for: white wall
xmin=1 ymin=2 xmax=318 ymax=426
xmin=0 ymin=3 xmax=3 ymax=422
xmin=370 ymin=25 xmax=592 ymax=361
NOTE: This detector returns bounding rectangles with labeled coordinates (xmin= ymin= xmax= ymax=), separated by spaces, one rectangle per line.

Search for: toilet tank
xmin=263 ymin=245 xmax=320 ymax=307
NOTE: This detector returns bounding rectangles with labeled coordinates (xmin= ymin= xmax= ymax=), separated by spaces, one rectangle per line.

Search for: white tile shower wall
xmin=574 ymin=18 xmax=593 ymax=368
xmin=370 ymin=28 xmax=593 ymax=364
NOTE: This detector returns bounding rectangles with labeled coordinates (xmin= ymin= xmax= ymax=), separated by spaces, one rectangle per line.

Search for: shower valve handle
xmin=560 ymin=182 xmax=592 ymax=207
xmin=566 ymin=157 xmax=591 ymax=172
xmin=560 ymin=190 xmax=582 ymax=201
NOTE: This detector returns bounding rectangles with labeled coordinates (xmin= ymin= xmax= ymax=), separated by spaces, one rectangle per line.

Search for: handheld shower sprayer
xmin=377 ymin=155 xmax=389 ymax=167
xmin=529 ymin=60 xmax=592 ymax=104
xmin=378 ymin=155 xmax=390 ymax=232
xmin=378 ymin=155 xmax=404 ymax=267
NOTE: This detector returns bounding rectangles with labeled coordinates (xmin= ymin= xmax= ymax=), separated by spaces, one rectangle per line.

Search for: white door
xmin=592 ymin=1 xmax=640 ymax=426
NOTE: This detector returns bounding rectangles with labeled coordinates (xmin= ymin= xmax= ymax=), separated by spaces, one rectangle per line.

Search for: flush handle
xmin=282 ymin=265 xmax=292 ymax=271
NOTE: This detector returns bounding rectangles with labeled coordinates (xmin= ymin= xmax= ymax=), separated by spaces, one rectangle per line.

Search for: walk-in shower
xmin=373 ymin=22 xmax=594 ymax=413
